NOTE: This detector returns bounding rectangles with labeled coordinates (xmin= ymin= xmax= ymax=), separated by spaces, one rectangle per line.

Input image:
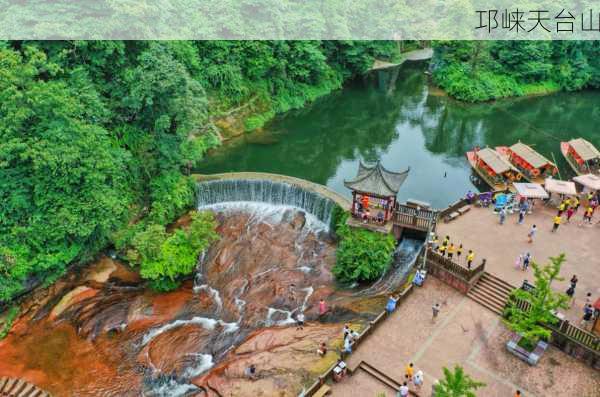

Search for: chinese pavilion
xmin=344 ymin=161 xmax=410 ymax=224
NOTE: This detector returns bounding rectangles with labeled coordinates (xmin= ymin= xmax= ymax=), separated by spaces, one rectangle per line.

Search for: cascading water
xmin=356 ymin=238 xmax=424 ymax=296
xmin=196 ymin=179 xmax=336 ymax=230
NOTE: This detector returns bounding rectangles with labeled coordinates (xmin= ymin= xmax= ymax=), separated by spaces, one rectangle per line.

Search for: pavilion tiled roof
xmin=569 ymin=138 xmax=600 ymax=161
xmin=344 ymin=161 xmax=409 ymax=197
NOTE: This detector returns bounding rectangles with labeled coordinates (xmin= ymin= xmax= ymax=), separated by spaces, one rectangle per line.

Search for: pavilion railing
xmin=392 ymin=204 xmax=437 ymax=231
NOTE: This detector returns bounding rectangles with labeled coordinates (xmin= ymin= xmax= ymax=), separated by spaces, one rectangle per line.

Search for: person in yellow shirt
xmin=447 ymin=243 xmax=455 ymax=260
xmin=584 ymin=206 xmax=594 ymax=224
xmin=438 ymin=244 xmax=446 ymax=257
xmin=466 ymin=250 xmax=475 ymax=269
xmin=552 ymin=215 xmax=561 ymax=232
xmin=558 ymin=201 xmax=566 ymax=216
xmin=405 ymin=362 xmax=414 ymax=381
xmin=573 ymin=196 xmax=580 ymax=211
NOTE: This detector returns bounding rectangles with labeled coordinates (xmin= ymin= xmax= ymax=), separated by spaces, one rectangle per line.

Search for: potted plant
xmin=504 ymin=254 xmax=570 ymax=365
xmin=432 ymin=365 xmax=485 ymax=396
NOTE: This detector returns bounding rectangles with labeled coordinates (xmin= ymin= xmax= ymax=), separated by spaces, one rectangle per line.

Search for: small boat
xmin=496 ymin=142 xmax=558 ymax=184
xmin=466 ymin=147 xmax=522 ymax=192
xmin=560 ymin=138 xmax=600 ymax=176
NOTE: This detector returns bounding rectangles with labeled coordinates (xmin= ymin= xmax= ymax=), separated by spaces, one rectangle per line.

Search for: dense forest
xmin=0 ymin=40 xmax=397 ymax=302
xmin=432 ymin=41 xmax=600 ymax=102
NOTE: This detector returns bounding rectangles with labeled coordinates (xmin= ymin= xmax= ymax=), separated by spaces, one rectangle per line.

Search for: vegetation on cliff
xmin=0 ymin=40 xmax=397 ymax=302
xmin=432 ymin=41 xmax=600 ymax=102
xmin=333 ymin=213 xmax=396 ymax=283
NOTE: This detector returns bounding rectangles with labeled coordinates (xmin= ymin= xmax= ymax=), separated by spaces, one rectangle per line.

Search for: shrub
xmin=332 ymin=220 xmax=396 ymax=283
xmin=128 ymin=211 xmax=219 ymax=291
xmin=433 ymin=365 xmax=485 ymax=397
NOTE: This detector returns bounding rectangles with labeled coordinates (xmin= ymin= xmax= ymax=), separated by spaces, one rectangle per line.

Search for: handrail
xmin=426 ymin=249 xmax=484 ymax=282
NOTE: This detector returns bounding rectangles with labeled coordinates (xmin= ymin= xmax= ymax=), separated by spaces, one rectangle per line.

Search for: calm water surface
xmin=197 ymin=63 xmax=600 ymax=208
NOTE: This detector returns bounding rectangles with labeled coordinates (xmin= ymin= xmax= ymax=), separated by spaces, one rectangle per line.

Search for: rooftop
xmin=510 ymin=142 xmax=552 ymax=169
xmin=569 ymin=138 xmax=600 ymax=161
xmin=476 ymin=148 xmax=514 ymax=174
xmin=344 ymin=161 xmax=409 ymax=197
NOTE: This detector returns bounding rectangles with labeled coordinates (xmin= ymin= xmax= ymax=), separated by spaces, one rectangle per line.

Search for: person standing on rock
xmin=318 ymin=299 xmax=327 ymax=317
xmin=296 ymin=312 xmax=305 ymax=330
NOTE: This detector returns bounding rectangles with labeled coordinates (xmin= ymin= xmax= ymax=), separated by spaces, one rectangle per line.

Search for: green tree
xmin=504 ymin=254 xmax=570 ymax=349
xmin=129 ymin=211 xmax=219 ymax=291
xmin=433 ymin=365 xmax=485 ymax=397
xmin=332 ymin=215 xmax=396 ymax=283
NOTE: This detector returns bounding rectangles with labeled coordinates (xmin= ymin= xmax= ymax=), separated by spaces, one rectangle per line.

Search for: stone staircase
xmin=467 ymin=272 xmax=515 ymax=315
xmin=0 ymin=378 xmax=50 ymax=397
xmin=352 ymin=361 xmax=420 ymax=396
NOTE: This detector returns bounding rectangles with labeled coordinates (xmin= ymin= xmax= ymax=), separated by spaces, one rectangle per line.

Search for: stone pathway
xmin=437 ymin=205 xmax=600 ymax=325
xmin=330 ymin=278 xmax=600 ymax=397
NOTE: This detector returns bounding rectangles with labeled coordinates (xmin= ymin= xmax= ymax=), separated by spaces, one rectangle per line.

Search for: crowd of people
xmin=431 ymin=234 xmax=480 ymax=270
xmin=551 ymin=191 xmax=598 ymax=232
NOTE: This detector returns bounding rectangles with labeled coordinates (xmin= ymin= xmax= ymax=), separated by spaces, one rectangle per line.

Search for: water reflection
xmin=198 ymin=63 xmax=600 ymax=208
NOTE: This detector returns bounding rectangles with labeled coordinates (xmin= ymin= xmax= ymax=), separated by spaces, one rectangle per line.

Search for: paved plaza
xmin=437 ymin=204 xmax=600 ymax=324
xmin=331 ymin=278 xmax=600 ymax=397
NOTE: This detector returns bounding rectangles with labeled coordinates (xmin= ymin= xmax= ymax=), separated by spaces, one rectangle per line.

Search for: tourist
xmin=527 ymin=224 xmax=537 ymax=243
xmin=438 ymin=244 xmax=446 ymax=257
xmin=318 ymin=299 xmax=327 ymax=317
xmin=296 ymin=312 xmax=305 ymax=330
xmin=456 ymin=244 xmax=463 ymax=262
xmin=447 ymin=243 xmax=455 ymax=260
xmin=245 ymin=364 xmax=258 ymax=380
xmin=584 ymin=206 xmax=593 ymax=224
xmin=566 ymin=285 xmax=575 ymax=302
xmin=514 ymin=253 xmax=523 ymax=270
xmin=574 ymin=196 xmax=581 ymax=211
xmin=566 ymin=206 xmax=575 ymax=223
xmin=431 ymin=234 xmax=439 ymax=251
xmin=517 ymin=208 xmax=525 ymax=225
xmin=557 ymin=201 xmax=566 ymax=216
xmin=570 ymin=275 xmax=578 ymax=289
xmin=343 ymin=335 xmax=352 ymax=355
xmin=581 ymin=304 xmax=594 ymax=329
xmin=317 ymin=342 xmax=327 ymax=356
xmin=466 ymin=190 xmax=475 ymax=204
xmin=386 ymin=295 xmax=398 ymax=315
xmin=466 ymin=250 xmax=475 ymax=270
xmin=551 ymin=214 xmax=561 ymax=232
xmin=405 ymin=362 xmax=414 ymax=381
xmin=442 ymin=235 xmax=450 ymax=247
xmin=289 ymin=283 xmax=296 ymax=302
xmin=585 ymin=292 xmax=593 ymax=306
xmin=522 ymin=253 xmax=531 ymax=272
xmin=349 ymin=328 xmax=360 ymax=342
xmin=398 ymin=381 xmax=410 ymax=397
xmin=413 ymin=370 xmax=423 ymax=390
xmin=432 ymin=303 xmax=440 ymax=321
xmin=343 ymin=324 xmax=350 ymax=339
xmin=499 ymin=207 xmax=506 ymax=225
xmin=515 ymin=390 xmax=521 ymax=397
xmin=377 ymin=211 xmax=384 ymax=224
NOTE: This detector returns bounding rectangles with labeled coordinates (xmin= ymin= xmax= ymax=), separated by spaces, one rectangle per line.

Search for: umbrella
xmin=573 ymin=174 xmax=600 ymax=191
xmin=513 ymin=183 xmax=549 ymax=199
xmin=544 ymin=178 xmax=577 ymax=196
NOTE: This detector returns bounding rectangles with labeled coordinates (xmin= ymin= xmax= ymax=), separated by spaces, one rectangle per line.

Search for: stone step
xmin=467 ymin=293 xmax=504 ymax=315
xmin=481 ymin=272 xmax=515 ymax=294
xmin=472 ymin=282 xmax=509 ymax=304
xmin=0 ymin=378 xmax=50 ymax=397
xmin=359 ymin=361 xmax=401 ymax=391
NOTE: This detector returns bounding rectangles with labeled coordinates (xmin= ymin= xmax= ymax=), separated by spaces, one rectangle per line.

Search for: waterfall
xmin=355 ymin=238 xmax=424 ymax=296
xmin=196 ymin=179 xmax=336 ymax=230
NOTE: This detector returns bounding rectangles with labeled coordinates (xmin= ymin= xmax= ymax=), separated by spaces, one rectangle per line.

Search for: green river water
xmin=197 ymin=63 xmax=600 ymax=209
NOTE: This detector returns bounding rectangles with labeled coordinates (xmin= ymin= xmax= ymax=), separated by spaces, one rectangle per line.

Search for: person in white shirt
xmin=398 ymin=381 xmax=409 ymax=396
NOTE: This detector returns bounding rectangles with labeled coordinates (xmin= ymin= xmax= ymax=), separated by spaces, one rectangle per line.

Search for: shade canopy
xmin=513 ymin=182 xmax=549 ymax=199
xmin=544 ymin=178 xmax=577 ymax=195
xmin=510 ymin=142 xmax=551 ymax=169
xmin=573 ymin=174 xmax=600 ymax=191
xmin=344 ymin=161 xmax=409 ymax=197
xmin=476 ymin=148 xmax=514 ymax=174
xmin=569 ymin=138 xmax=600 ymax=161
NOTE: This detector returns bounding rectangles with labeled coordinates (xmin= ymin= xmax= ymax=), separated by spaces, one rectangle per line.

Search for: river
xmin=198 ymin=62 xmax=600 ymax=208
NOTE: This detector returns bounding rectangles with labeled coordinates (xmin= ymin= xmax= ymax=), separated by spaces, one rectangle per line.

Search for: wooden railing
xmin=508 ymin=297 xmax=600 ymax=357
xmin=392 ymin=204 xmax=437 ymax=231
xmin=426 ymin=249 xmax=484 ymax=282
xmin=303 ymin=283 xmax=416 ymax=396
